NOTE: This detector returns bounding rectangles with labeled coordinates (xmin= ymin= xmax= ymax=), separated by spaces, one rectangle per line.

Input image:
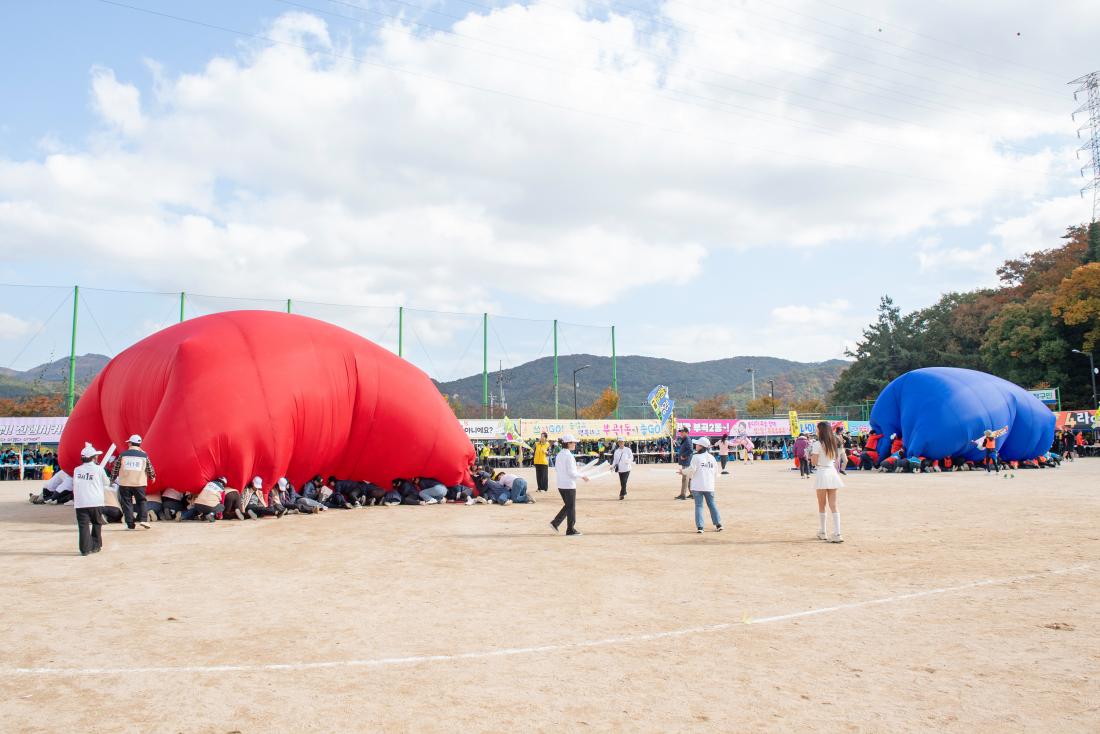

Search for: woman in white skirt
xmin=810 ymin=421 xmax=844 ymax=543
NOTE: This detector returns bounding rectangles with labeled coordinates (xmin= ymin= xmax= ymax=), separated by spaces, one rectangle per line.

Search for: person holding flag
xmin=73 ymin=443 xmax=110 ymax=556
xmin=550 ymin=433 xmax=588 ymax=536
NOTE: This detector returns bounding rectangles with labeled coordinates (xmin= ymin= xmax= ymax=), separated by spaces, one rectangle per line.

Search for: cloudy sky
xmin=0 ymin=0 xmax=1097 ymax=380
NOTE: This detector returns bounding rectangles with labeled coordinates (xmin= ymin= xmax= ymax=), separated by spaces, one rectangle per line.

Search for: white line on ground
xmin=4 ymin=563 xmax=1090 ymax=677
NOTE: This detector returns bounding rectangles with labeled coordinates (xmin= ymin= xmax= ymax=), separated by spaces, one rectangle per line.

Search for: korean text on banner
xmin=677 ymin=418 xmax=791 ymax=437
xmin=0 ymin=417 xmax=67 ymax=443
xmin=459 ymin=420 xmax=507 ymax=440
xmin=519 ymin=419 xmax=664 ymax=441
xmin=788 ymin=411 xmax=799 ymax=437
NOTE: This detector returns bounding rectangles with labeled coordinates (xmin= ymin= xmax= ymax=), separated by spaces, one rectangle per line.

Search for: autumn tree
xmin=691 ymin=393 xmax=738 ymax=418
xmin=0 ymin=394 xmax=66 ymax=417
xmin=579 ymin=387 xmax=620 ymax=419
xmin=1051 ymin=263 xmax=1100 ymax=351
xmin=744 ymin=396 xmax=781 ymax=416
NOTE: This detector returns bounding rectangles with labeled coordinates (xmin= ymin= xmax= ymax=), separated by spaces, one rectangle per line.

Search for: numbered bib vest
xmin=116 ymin=449 xmax=149 ymax=486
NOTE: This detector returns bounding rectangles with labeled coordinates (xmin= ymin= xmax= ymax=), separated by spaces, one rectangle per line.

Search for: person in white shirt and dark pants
xmin=73 ymin=443 xmax=110 ymax=556
xmin=551 ymin=433 xmax=588 ymax=536
xmin=682 ymin=437 xmax=722 ymax=534
xmin=611 ymin=437 xmax=633 ymax=500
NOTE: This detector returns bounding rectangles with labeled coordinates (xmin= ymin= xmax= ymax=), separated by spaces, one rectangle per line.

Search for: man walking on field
xmin=111 ymin=434 xmax=156 ymax=530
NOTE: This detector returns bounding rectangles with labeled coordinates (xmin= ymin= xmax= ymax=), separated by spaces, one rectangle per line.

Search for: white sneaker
xmin=816 ymin=531 xmax=828 ymax=541
xmin=465 ymin=497 xmax=476 ymax=505
xmin=829 ymin=534 xmax=844 ymax=543
xmin=503 ymin=499 xmax=513 ymax=505
xmin=423 ymin=498 xmax=438 ymax=505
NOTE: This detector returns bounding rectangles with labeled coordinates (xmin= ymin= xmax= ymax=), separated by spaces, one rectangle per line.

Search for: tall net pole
xmin=553 ymin=319 xmax=559 ymax=419
xmin=1070 ymin=71 xmax=1100 ymax=222
xmin=398 ymin=306 xmax=404 ymax=358
xmin=611 ymin=324 xmax=618 ymax=419
xmin=482 ymin=312 xmax=489 ymax=419
xmin=179 ymin=291 xmax=185 ymax=322
xmin=67 ymin=285 xmax=79 ymax=414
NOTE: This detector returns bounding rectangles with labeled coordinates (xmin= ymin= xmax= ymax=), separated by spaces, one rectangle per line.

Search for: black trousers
xmin=552 ymin=488 xmax=577 ymax=532
xmin=118 ymin=486 xmax=148 ymax=529
xmin=535 ymin=464 xmax=548 ymax=491
xmin=162 ymin=497 xmax=187 ymax=519
xmin=223 ymin=491 xmax=242 ymax=516
xmin=617 ymin=471 xmax=629 ymax=498
xmin=75 ymin=507 xmax=103 ymax=555
xmin=719 ymin=456 xmax=728 ymax=470
xmin=102 ymin=506 xmax=124 ymax=523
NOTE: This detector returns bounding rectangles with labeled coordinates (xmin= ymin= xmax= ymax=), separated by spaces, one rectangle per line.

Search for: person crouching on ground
xmin=31 ymin=469 xmax=73 ymax=505
xmin=110 ymin=434 xmax=156 ymax=531
xmin=493 ymin=471 xmax=534 ymax=503
xmin=550 ymin=433 xmax=588 ymax=535
xmin=73 ymin=443 xmax=109 ymax=556
xmin=243 ymin=477 xmax=282 ymax=518
xmin=810 ymin=421 xmax=844 ymax=543
xmin=681 ymin=437 xmax=721 ymax=534
xmin=414 ymin=477 xmax=448 ymax=504
xmin=611 ymin=437 xmax=633 ymax=500
xmin=181 ymin=477 xmax=225 ymax=522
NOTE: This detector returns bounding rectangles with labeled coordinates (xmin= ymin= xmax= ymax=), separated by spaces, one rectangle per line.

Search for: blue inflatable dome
xmin=869 ymin=367 xmax=1055 ymax=462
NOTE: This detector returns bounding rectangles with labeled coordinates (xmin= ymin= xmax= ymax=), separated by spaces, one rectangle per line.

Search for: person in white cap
xmin=681 ymin=437 xmax=722 ymax=533
xmin=242 ymin=476 xmax=282 ymax=518
xmin=109 ymin=434 xmax=156 ymax=531
xmin=73 ymin=443 xmax=109 ymax=555
xmin=611 ymin=437 xmax=633 ymax=500
xmin=550 ymin=433 xmax=588 ymax=536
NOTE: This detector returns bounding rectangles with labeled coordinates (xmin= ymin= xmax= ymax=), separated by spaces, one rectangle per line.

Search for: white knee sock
xmin=819 ymin=512 xmax=827 ymax=533
xmin=832 ymin=512 xmax=841 ymax=535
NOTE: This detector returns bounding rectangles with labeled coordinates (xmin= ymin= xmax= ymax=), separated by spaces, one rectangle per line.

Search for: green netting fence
xmin=0 ymin=284 xmax=619 ymax=419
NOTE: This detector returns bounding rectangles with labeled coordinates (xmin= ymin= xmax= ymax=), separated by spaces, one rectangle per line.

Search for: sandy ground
xmin=1 ymin=459 xmax=1098 ymax=733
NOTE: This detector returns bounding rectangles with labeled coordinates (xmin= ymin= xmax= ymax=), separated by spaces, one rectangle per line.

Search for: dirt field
xmin=1 ymin=459 xmax=1098 ymax=733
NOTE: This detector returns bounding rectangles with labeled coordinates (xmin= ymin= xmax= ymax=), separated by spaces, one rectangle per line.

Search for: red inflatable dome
xmin=59 ymin=311 xmax=475 ymax=491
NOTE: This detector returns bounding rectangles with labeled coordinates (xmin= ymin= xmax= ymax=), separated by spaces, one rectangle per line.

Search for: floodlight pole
xmin=67 ymin=285 xmax=78 ymax=415
xmin=573 ymin=364 xmax=590 ymax=419
xmin=1072 ymin=349 xmax=1098 ymax=408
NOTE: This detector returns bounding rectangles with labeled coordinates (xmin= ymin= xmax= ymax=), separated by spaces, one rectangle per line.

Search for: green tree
xmin=980 ymin=293 xmax=1072 ymax=390
xmin=1052 ymin=262 xmax=1100 ymax=351
xmin=829 ymin=296 xmax=918 ymax=403
xmin=1086 ymin=221 xmax=1100 ymax=264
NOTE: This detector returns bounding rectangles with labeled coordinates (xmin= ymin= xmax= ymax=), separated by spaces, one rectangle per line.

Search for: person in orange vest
xmin=971 ymin=427 xmax=1008 ymax=474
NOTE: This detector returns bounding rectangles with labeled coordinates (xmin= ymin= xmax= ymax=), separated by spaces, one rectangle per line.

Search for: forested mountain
xmin=437 ymin=354 xmax=849 ymax=418
xmin=830 ymin=223 xmax=1100 ymax=409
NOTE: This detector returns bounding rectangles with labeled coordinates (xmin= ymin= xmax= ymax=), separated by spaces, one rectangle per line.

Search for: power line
xmin=89 ymin=1 xmax=1062 ymax=196
xmin=590 ymin=0 xmax=1064 ymax=102
xmin=802 ymin=0 xmax=1065 ymax=81
xmin=1070 ymin=71 xmax=1100 ymax=222
xmin=276 ymin=0 xmax=1058 ymax=176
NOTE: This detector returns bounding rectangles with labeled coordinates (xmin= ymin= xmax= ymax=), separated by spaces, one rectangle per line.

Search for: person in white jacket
xmin=73 ymin=443 xmax=110 ymax=556
xmin=550 ymin=433 xmax=588 ymax=536
xmin=611 ymin=437 xmax=634 ymax=500
xmin=681 ymin=437 xmax=723 ymax=534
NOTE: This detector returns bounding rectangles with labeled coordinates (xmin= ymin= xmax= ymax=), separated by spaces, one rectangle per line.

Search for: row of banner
xmin=4 ymin=410 xmax=1097 ymax=445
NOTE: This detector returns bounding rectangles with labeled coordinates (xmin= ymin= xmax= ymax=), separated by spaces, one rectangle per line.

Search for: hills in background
xmin=0 ymin=352 xmax=849 ymax=417
xmin=436 ymin=354 xmax=849 ymax=417
xmin=0 ymin=354 xmax=110 ymax=399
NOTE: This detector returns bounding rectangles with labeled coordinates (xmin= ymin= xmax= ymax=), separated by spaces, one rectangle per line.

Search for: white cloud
xmin=0 ymin=312 xmax=35 ymax=340
xmin=90 ymin=67 xmax=145 ymax=136
xmin=0 ymin=0 xmax=1096 ymax=366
